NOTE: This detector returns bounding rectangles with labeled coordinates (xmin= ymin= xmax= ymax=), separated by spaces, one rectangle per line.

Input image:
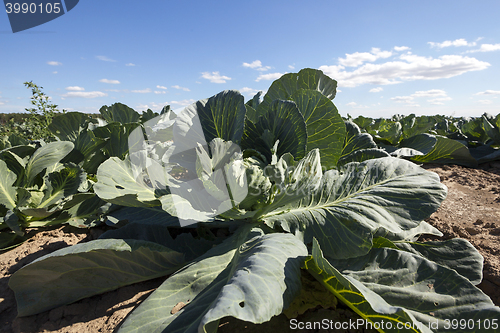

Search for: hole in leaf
xmin=239 ymin=301 xmax=245 ymax=308
xmin=115 ymin=185 xmax=125 ymax=190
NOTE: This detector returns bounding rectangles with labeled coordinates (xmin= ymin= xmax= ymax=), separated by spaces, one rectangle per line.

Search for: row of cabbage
xmin=351 ymin=112 xmax=500 ymax=167
xmin=1 ymin=69 xmax=499 ymax=333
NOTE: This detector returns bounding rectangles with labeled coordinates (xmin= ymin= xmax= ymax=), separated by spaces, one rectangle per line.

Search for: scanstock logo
xmin=128 ymin=105 xmax=248 ymax=227
xmin=4 ymin=0 xmax=79 ymax=33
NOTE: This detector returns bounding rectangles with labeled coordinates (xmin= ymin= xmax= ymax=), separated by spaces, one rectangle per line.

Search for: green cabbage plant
xmin=9 ymin=69 xmax=500 ymax=332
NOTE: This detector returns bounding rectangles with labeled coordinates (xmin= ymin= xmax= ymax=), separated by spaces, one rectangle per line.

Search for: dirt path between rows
xmin=1 ymin=162 xmax=499 ymax=333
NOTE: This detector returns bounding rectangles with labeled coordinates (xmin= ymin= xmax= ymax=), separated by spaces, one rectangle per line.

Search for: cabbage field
xmin=1 ymin=69 xmax=500 ymax=333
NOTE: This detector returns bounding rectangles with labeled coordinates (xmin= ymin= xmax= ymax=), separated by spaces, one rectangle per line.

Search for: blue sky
xmin=1 ymin=0 xmax=500 ymax=118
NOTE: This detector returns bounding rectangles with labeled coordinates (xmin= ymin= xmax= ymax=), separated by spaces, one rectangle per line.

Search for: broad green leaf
xmin=337 ymin=148 xmax=390 ymax=167
xmin=9 ymin=238 xmax=185 ymax=317
xmin=99 ymin=102 xmax=141 ymax=124
xmin=99 ymin=221 xmax=214 ymax=262
xmin=35 ymin=194 xmax=108 ymax=228
xmin=290 ymin=89 xmax=346 ymax=168
xmin=375 ymin=119 xmax=402 ymax=145
xmin=92 ymin=122 xmax=140 ymax=159
xmin=461 ymin=118 xmax=488 ymax=143
xmin=401 ymin=114 xmax=436 ymax=139
xmin=263 ymin=157 xmax=447 ymax=259
xmin=48 ymin=112 xmax=93 ymax=141
xmin=117 ymin=224 xmax=258 ymax=333
xmin=0 ymin=230 xmax=26 ymax=251
xmin=411 ymin=136 xmax=477 ymax=167
xmin=187 ymin=90 xmax=246 ymax=145
xmin=305 ymin=238 xmax=430 ymax=332
xmin=326 ymin=242 xmax=500 ymax=332
xmin=390 ymin=133 xmax=437 ymax=158
xmin=0 ymin=159 xmax=18 ymax=210
xmin=241 ymin=100 xmax=307 ymax=161
xmin=25 ymin=142 xmax=74 ymax=184
xmin=118 ymin=227 xmax=307 ymax=333
xmin=105 ymin=206 xmax=180 ymax=227
xmin=261 ymin=68 xmax=337 ymax=110
xmin=94 ymin=156 xmax=160 ymax=207
xmin=482 ymin=115 xmax=500 ymax=144
xmin=38 ymin=164 xmax=87 ymax=209
xmin=395 ymin=238 xmax=484 ymax=285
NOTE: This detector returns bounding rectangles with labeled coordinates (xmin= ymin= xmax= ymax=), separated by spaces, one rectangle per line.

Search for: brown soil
xmin=1 ymin=162 xmax=499 ymax=333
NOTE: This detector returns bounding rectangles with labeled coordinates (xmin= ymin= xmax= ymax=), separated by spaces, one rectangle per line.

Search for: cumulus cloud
xmin=99 ymin=79 xmax=120 ymax=84
xmin=288 ymin=65 xmax=295 ymax=70
xmin=136 ymin=102 xmax=171 ymax=111
xmin=170 ymin=99 xmax=196 ymax=107
xmin=411 ymin=89 xmax=447 ymax=97
xmin=47 ymin=61 xmax=62 ymax=66
xmin=428 ymin=38 xmax=476 ymax=48
xmin=394 ymin=46 xmax=410 ymax=52
xmin=125 ymin=63 xmax=135 ymax=66
xmin=96 ymin=55 xmax=116 ymax=62
xmin=319 ymin=53 xmax=489 ymax=87
xmin=475 ymin=90 xmax=500 ymax=95
xmin=154 ymin=91 xmax=166 ymax=94
xmin=63 ymin=91 xmax=107 ymax=98
xmin=132 ymin=88 xmax=152 ymax=93
xmin=156 ymin=85 xmax=168 ymax=90
xmin=65 ymin=86 xmax=85 ymax=91
xmin=478 ymin=100 xmax=493 ymax=105
xmin=338 ymin=47 xmax=392 ymax=67
xmin=390 ymin=89 xmax=451 ymax=106
xmin=243 ymin=60 xmax=271 ymax=71
xmin=172 ymin=85 xmax=190 ymax=91
xmin=369 ymin=87 xmax=383 ymax=93
xmin=201 ymin=71 xmax=231 ymax=83
xmin=466 ymin=43 xmax=500 ymax=53
xmin=239 ymin=87 xmax=260 ymax=96
xmin=428 ymin=97 xmax=452 ymax=105
xmin=256 ymin=72 xmax=284 ymax=82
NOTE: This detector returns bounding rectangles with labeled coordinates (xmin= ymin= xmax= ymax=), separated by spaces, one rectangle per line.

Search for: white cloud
xmin=288 ymin=65 xmax=295 ymax=70
xmin=391 ymin=96 xmax=415 ymax=103
xmin=96 ymin=55 xmax=116 ymax=62
xmin=201 ymin=71 xmax=231 ymax=83
xmin=428 ymin=38 xmax=476 ymax=48
xmin=132 ymin=88 xmax=152 ymax=93
xmin=369 ymin=87 xmax=383 ymax=93
xmin=466 ymin=43 xmax=500 ymax=53
xmin=47 ymin=61 xmax=62 ymax=66
xmin=345 ymin=101 xmax=368 ymax=108
xmin=63 ymin=91 xmax=107 ymax=98
xmin=239 ymin=87 xmax=260 ymax=96
xmin=475 ymin=90 xmax=500 ymax=95
xmin=53 ymin=71 xmax=58 ymax=74
xmin=412 ymin=89 xmax=447 ymax=97
xmin=172 ymin=85 xmax=190 ymax=92
xmin=156 ymin=85 xmax=168 ymax=90
xmin=135 ymin=102 xmax=170 ymax=112
xmin=319 ymin=53 xmax=489 ymax=87
xmin=154 ymin=91 xmax=166 ymax=94
xmin=125 ymin=63 xmax=135 ymax=66
xmin=170 ymin=99 xmax=196 ymax=107
xmin=256 ymin=72 xmax=284 ymax=82
xmin=65 ymin=86 xmax=85 ymax=91
xmin=243 ymin=60 xmax=271 ymax=72
xmin=391 ymin=89 xmax=451 ymax=106
xmin=478 ymin=100 xmax=493 ymax=105
xmin=428 ymin=97 xmax=452 ymax=105
xmin=338 ymin=47 xmax=392 ymax=67
xmin=99 ymin=79 xmax=120 ymax=84
xmin=394 ymin=46 xmax=410 ymax=52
